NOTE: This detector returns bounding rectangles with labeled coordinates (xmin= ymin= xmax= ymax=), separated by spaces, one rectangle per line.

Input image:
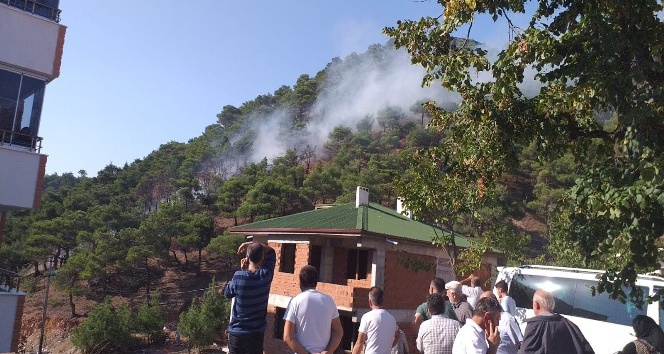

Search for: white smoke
xmin=220 ymin=41 xmax=544 ymax=171
xmin=238 ymin=45 xmax=460 ymax=165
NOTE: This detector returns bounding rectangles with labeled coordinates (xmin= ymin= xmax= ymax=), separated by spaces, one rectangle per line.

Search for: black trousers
xmin=228 ymin=332 xmax=264 ymax=354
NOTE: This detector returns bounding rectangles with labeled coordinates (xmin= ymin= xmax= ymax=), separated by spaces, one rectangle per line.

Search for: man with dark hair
xmin=460 ymin=275 xmax=483 ymax=308
xmin=413 ymin=277 xmax=458 ymax=332
xmin=352 ymin=287 xmax=399 ymax=354
xmin=479 ymin=291 xmax=522 ymax=354
xmin=452 ymin=296 xmax=502 ymax=354
xmin=417 ymin=293 xmax=461 ymax=354
xmin=223 ymin=240 xmax=276 ymax=354
xmin=520 ymin=289 xmax=594 ymax=354
xmin=284 ymin=265 xmax=343 ymax=354
xmin=494 ymin=280 xmax=516 ymax=316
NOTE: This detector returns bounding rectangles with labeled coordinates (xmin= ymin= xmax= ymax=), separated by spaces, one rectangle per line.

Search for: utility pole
xmin=38 ymin=257 xmax=53 ymax=354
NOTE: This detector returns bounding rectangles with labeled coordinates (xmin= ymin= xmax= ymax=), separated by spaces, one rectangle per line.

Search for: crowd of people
xmin=221 ymin=241 xmax=664 ymax=354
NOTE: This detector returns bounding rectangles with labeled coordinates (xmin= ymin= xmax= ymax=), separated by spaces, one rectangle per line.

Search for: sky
xmin=40 ymin=1 xmax=528 ymax=176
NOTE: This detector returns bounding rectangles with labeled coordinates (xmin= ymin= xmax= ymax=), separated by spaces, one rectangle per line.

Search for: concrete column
xmin=371 ymin=249 xmax=385 ymax=288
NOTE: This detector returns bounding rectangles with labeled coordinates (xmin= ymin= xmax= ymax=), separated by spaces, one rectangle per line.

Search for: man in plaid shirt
xmin=417 ymin=293 xmax=461 ymax=354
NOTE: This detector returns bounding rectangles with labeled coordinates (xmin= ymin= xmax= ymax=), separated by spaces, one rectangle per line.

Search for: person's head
xmin=299 ymin=265 xmax=319 ymax=290
xmin=532 ymin=289 xmax=555 ymax=315
xmin=445 ymin=281 xmax=462 ymax=303
xmin=494 ymin=280 xmax=508 ymax=295
xmin=480 ymin=290 xmax=497 ymax=300
xmin=473 ymin=296 xmax=502 ymax=329
xmin=426 ymin=293 xmax=447 ymax=316
xmin=430 ymin=277 xmax=446 ymax=294
xmin=246 ymin=242 xmax=264 ymax=264
xmin=368 ymin=286 xmax=385 ymax=307
xmin=632 ymin=315 xmax=660 ymax=339
xmin=471 ymin=276 xmax=481 ymax=287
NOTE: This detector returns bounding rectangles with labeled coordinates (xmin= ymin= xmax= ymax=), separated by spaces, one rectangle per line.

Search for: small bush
xmin=178 ymin=279 xmax=228 ymax=350
xmin=71 ymin=297 xmax=134 ymax=353
xmin=136 ymin=293 xmax=166 ymax=344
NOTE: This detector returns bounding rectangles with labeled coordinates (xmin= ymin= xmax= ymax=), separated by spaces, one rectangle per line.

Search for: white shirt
xmin=462 ymin=285 xmax=483 ymax=308
xmin=284 ymin=289 xmax=339 ymax=353
xmin=500 ymin=296 xmax=516 ymax=316
xmin=452 ymin=320 xmax=488 ymax=354
xmin=358 ymin=309 xmax=398 ymax=354
xmin=497 ymin=311 xmax=522 ymax=354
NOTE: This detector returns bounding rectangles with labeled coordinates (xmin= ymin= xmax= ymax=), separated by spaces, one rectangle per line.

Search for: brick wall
xmin=11 ymin=294 xmax=25 ymax=353
xmin=331 ymin=247 xmax=348 ymax=285
xmin=383 ymin=251 xmax=436 ymax=309
xmin=33 ymin=154 xmax=47 ymax=209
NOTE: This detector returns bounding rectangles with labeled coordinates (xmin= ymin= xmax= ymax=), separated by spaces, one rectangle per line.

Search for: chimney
xmin=356 ymin=186 xmax=369 ymax=208
xmin=397 ymin=197 xmax=412 ymax=219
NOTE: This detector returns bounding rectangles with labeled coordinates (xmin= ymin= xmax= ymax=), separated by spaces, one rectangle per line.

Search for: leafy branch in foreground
xmin=385 ymin=0 xmax=664 ymax=305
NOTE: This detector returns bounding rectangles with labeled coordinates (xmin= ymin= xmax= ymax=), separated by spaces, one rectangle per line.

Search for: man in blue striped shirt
xmin=223 ymin=241 xmax=276 ymax=354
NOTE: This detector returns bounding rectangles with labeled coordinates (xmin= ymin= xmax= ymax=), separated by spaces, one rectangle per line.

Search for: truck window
xmin=573 ymin=280 xmax=646 ymax=326
xmin=508 ymin=274 xmax=576 ymax=315
xmin=509 ymin=273 xmax=647 ymax=326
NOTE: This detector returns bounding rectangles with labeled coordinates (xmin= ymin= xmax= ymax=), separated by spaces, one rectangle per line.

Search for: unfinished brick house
xmin=229 ymin=187 xmax=503 ymax=353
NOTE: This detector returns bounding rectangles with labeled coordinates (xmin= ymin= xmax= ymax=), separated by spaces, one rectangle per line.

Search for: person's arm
xmin=412 ymin=312 xmax=424 ymax=333
xmin=237 ymin=241 xmax=253 ymax=255
xmin=260 ymin=244 xmax=276 ymax=271
xmin=222 ymin=279 xmax=235 ymax=299
xmin=284 ymin=320 xmax=310 ymax=354
xmin=392 ymin=328 xmax=400 ymax=348
xmin=352 ymin=331 xmax=366 ymax=354
xmin=322 ymin=317 xmax=343 ymax=354
xmin=460 ymin=274 xmax=473 ymax=285
xmin=416 ymin=325 xmax=424 ymax=353
xmin=485 ymin=318 xmax=500 ymax=354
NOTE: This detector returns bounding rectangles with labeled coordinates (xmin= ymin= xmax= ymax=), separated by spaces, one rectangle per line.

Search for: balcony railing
xmin=0 ymin=129 xmax=43 ymax=153
xmin=1 ymin=0 xmax=61 ymax=22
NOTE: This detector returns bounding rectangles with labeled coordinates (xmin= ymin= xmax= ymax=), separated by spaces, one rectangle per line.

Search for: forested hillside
xmin=1 ymin=41 xmax=593 ymax=350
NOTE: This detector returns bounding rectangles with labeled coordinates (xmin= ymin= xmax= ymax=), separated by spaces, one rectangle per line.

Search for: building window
xmin=273 ymin=307 xmax=286 ymax=340
xmin=280 ymin=244 xmax=296 ymax=273
xmin=346 ymin=249 xmax=369 ymax=280
xmin=0 ymin=69 xmax=45 ymax=147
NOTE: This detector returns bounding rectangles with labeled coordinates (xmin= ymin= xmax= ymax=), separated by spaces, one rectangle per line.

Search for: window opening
xmin=273 ymin=307 xmax=286 ymax=340
xmin=280 ymin=244 xmax=295 ymax=274
xmin=346 ymin=249 xmax=368 ymax=280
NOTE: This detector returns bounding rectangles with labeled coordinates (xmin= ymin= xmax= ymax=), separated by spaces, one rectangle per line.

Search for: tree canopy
xmin=385 ymin=0 xmax=664 ymax=305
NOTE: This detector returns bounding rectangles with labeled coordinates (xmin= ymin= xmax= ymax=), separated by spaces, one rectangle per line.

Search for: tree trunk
xmin=145 ymin=257 xmax=150 ymax=295
xmin=197 ymin=248 xmax=202 ymax=276
xmin=69 ymin=292 xmax=77 ymax=318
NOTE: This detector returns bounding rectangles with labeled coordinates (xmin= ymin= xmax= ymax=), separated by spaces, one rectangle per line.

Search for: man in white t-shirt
xmin=352 ymin=286 xmax=399 ymax=354
xmin=460 ymin=275 xmax=483 ymax=309
xmin=494 ymin=280 xmax=516 ymax=316
xmin=284 ymin=265 xmax=343 ymax=354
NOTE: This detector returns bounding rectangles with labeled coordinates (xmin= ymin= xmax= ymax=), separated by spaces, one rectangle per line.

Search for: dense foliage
xmin=71 ymin=295 xmax=165 ymax=353
xmin=385 ymin=0 xmax=664 ymax=305
xmin=178 ymin=280 xmax=229 ymax=350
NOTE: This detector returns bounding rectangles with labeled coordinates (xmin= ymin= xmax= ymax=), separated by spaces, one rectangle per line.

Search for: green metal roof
xmin=230 ymin=202 xmax=473 ymax=248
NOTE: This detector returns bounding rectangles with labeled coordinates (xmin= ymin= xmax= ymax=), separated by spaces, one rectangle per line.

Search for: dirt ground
xmin=18 ymin=250 xmax=233 ymax=354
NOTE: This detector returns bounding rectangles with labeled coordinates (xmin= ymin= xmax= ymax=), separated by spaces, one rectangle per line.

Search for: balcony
xmin=0 ymin=129 xmax=42 ymax=153
xmin=1 ymin=0 xmax=61 ymax=22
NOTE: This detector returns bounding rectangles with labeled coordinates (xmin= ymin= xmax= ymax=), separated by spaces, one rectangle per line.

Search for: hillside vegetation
xmin=1 ymin=41 xmax=608 ymax=351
